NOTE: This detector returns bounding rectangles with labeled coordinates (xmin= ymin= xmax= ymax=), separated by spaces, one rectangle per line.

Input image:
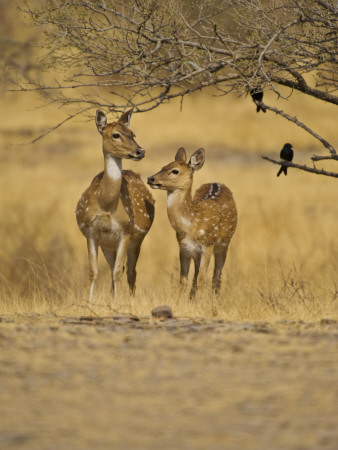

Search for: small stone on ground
xmin=151 ymin=305 xmax=173 ymax=320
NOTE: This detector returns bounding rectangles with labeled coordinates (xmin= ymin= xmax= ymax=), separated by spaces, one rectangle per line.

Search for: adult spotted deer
xmin=147 ymin=147 xmax=237 ymax=297
xmin=76 ymin=109 xmax=154 ymax=302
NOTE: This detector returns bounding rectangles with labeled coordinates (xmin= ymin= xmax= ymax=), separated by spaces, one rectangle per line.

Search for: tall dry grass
xmin=0 ymin=90 xmax=337 ymax=320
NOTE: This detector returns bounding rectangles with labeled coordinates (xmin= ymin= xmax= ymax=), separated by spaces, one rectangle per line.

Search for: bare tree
xmin=4 ymin=0 xmax=338 ymax=176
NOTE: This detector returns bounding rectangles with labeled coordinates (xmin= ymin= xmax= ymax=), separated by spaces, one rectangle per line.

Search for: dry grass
xmin=0 ymin=89 xmax=337 ymax=320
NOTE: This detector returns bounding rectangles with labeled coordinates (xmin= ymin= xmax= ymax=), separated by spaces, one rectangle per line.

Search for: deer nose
xmin=147 ymin=177 xmax=155 ymax=185
xmin=135 ymin=148 xmax=145 ymax=158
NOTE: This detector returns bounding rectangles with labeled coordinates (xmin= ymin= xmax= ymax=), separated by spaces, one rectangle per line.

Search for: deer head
xmin=96 ymin=109 xmax=145 ymax=161
xmin=147 ymin=147 xmax=205 ymax=191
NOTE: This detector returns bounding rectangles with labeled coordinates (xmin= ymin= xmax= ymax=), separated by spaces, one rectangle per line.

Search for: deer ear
xmin=175 ymin=147 xmax=187 ymax=162
xmin=96 ymin=110 xmax=107 ymax=134
xmin=118 ymin=108 xmax=134 ymax=127
xmin=189 ymin=148 xmax=205 ymax=171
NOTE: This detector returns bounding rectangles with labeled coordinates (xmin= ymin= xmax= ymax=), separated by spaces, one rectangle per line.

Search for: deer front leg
xmin=87 ymin=237 xmax=98 ymax=303
xmin=102 ymin=248 xmax=117 ymax=295
xmin=195 ymin=247 xmax=213 ymax=293
xmin=179 ymin=247 xmax=191 ymax=293
xmin=190 ymin=254 xmax=201 ymax=299
xmin=127 ymin=242 xmax=141 ymax=296
xmin=112 ymin=235 xmax=130 ymax=299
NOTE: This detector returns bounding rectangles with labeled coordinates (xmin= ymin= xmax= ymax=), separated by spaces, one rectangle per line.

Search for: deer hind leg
xmin=102 ymin=248 xmax=117 ymax=296
xmin=179 ymin=247 xmax=191 ymax=293
xmin=87 ymin=238 xmax=98 ymax=303
xmin=189 ymin=253 xmax=201 ymax=299
xmin=212 ymin=245 xmax=228 ymax=295
xmin=126 ymin=242 xmax=141 ymax=296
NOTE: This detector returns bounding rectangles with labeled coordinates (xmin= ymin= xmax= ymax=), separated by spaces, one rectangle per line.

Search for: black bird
xmin=250 ymin=86 xmax=266 ymax=113
xmin=277 ymin=143 xmax=294 ymax=177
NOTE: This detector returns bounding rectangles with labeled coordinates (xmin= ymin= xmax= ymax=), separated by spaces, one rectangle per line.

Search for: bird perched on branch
xmin=277 ymin=143 xmax=294 ymax=177
xmin=250 ymin=86 xmax=266 ymax=113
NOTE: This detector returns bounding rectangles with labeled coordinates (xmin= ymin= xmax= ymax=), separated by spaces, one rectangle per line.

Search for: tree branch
xmin=311 ymin=154 xmax=338 ymax=162
xmin=261 ymin=156 xmax=338 ymax=178
xmin=270 ymin=76 xmax=338 ymax=106
xmin=258 ymin=101 xmax=337 ymax=156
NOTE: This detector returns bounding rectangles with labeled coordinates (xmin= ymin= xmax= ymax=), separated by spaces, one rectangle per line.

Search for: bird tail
xmin=277 ymin=165 xmax=287 ymax=177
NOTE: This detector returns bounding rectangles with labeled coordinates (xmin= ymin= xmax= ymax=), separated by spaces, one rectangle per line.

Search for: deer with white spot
xmin=76 ymin=109 xmax=154 ymax=302
xmin=147 ymin=148 xmax=237 ymax=297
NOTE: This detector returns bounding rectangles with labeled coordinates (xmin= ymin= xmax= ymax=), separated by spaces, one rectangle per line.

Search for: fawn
xmin=147 ymin=147 xmax=237 ymax=297
xmin=76 ymin=109 xmax=155 ymax=302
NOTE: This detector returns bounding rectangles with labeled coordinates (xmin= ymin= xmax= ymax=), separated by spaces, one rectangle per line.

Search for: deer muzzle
xmin=129 ymin=148 xmax=145 ymax=161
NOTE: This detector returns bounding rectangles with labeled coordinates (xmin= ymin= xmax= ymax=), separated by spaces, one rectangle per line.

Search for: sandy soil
xmin=0 ymin=313 xmax=337 ymax=450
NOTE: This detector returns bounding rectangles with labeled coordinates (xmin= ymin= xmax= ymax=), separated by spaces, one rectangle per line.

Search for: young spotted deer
xmin=147 ymin=148 xmax=237 ymax=297
xmin=76 ymin=109 xmax=154 ymax=302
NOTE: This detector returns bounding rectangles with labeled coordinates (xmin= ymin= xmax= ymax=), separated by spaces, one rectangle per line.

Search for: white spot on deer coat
xmin=135 ymin=224 xmax=146 ymax=233
xmin=181 ymin=217 xmax=191 ymax=227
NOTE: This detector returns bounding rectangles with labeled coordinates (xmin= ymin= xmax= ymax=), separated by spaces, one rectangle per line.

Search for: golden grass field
xmin=0 ymin=88 xmax=337 ymax=319
xmin=1 ymin=85 xmax=338 ymax=449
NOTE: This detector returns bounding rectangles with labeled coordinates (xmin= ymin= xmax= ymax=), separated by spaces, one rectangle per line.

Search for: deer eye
xmin=112 ymin=133 xmax=120 ymax=139
xmin=171 ymin=169 xmax=179 ymax=175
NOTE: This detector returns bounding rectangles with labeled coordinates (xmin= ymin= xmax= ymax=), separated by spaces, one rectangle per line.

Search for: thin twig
xmin=311 ymin=154 xmax=338 ymax=162
xmin=25 ymin=108 xmax=93 ymax=144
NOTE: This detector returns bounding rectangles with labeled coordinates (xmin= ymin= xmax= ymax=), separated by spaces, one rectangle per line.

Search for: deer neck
xmin=98 ymin=154 xmax=123 ymax=212
xmin=167 ymin=187 xmax=194 ymax=232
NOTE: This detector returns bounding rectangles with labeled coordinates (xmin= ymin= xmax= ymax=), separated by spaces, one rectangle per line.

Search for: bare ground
xmin=0 ymin=313 xmax=337 ymax=449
